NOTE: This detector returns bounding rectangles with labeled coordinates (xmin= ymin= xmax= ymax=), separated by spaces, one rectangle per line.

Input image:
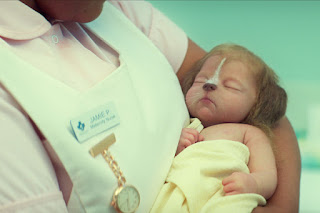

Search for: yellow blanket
xmin=150 ymin=140 xmax=266 ymax=213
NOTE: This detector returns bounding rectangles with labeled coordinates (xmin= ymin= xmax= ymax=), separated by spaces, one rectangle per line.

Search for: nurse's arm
xmin=0 ymin=85 xmax=68 ymax=212
xmin=252 ymin=117 xmax=301 ymax=213
xmin=176 ymin=38 xmax=206 ymax=84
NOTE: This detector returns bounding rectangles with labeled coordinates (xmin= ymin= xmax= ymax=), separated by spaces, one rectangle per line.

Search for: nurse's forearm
xmin=253 ymin=117 xmax=301 ymax=213
xmin=177 ymin=38 xmax=206 ymax=84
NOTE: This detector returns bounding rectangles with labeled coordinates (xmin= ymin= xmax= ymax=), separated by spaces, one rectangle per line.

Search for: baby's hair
xmin=182 ymin=43 xmax=287 ymax=138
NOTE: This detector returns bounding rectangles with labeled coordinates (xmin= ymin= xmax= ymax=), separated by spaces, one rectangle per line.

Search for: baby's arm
xmin=222 ymin=125 xmax=277 ymax=199
xmin=176 ymin=128 xmax=204 ymax=156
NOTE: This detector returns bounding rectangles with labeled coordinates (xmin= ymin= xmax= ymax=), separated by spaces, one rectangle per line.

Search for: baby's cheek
xmin=186 ymin=88 xmax=198 ymax=103
xmin=185 ymin=93 xmax=193 ymax=107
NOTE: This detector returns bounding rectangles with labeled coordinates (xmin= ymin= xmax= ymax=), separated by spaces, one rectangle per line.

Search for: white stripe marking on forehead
xmin=206 ymin=57 xmax=227 ymax=85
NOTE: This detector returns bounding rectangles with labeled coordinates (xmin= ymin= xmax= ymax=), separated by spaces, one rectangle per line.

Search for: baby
xmin=151 ymin=43 xmax=287 ymax=213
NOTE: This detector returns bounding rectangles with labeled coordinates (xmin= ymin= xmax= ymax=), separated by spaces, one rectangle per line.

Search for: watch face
xmin=116 ymin=185 xmax=140 ymax=213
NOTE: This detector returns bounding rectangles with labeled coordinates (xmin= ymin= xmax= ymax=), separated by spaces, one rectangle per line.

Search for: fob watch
xmin=112 ymin=184 xmax=140 ymax=213
xmin=90 ymin=134 xmax=140 ymax=213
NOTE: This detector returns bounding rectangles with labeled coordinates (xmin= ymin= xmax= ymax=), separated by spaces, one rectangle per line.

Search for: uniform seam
xmin=0 ymin=191 xmax=64 ymax=212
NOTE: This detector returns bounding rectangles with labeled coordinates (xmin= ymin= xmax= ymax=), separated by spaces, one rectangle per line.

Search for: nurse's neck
xmin=20 ymin=0 xmax=41 ymax=13
xmin=20 ymin=0 xmax=59 ymax=24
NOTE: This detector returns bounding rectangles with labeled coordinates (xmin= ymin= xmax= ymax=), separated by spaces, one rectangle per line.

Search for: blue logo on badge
xmin=77 ymin=121 xmax=85 ymax=131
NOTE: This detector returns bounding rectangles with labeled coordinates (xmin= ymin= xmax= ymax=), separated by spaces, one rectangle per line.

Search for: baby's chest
xmin=200 ymin=123 xmax=248 ymax=143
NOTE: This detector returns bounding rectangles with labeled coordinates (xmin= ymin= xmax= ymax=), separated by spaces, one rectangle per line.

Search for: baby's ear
xmin=259 ymin=83 xmax=287 ymax=127
xmin=248 ymin=81 xmax=284 ymax=129
xmin=271 ymin=85 xmax=287 ymax=125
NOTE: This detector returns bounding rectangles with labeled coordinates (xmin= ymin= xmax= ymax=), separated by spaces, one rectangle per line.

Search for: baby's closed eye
xmin=223 ymin=80 xmax=243 ymax=91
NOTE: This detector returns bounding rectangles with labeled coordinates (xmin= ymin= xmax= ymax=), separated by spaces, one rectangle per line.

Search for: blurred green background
xmin=148 ymin=0 xmax=320 ymax=132
xmin=147 ymin=1 xmax=320 ymax=212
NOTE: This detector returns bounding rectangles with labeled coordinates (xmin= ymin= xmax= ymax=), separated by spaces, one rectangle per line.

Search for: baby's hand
xmin=222 ymin=172 xmax=258 ymax=196
xmin=176 ymin=128 xmax=204 ymax=156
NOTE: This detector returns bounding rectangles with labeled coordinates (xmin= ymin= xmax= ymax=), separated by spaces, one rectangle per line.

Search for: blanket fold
xmin=151 ymin=140 xmax=266 ymax=213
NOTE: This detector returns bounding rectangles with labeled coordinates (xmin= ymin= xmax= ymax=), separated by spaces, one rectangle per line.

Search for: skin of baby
xmin=185 ymin=55 xmax=257 ymax=128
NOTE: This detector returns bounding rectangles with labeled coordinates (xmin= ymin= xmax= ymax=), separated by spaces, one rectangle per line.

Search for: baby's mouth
xmin=200 ymin=96 xmax=215 ymax=106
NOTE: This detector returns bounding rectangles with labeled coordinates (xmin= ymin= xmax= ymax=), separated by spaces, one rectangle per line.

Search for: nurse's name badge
xmin=70 ymin=102 xmax=120 ymax=143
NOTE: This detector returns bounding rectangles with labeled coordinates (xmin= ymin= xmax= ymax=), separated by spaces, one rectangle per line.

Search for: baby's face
xmin=186 ymin=55 xmax=257 ymax=127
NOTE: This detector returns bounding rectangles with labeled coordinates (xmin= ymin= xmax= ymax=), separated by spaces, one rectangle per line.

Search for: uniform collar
xmin=0 ymin=0 xmax=53 ymax=40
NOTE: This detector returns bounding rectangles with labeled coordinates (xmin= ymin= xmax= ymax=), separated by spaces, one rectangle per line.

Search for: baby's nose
xmin=203 ymin=83 xmax=217 ymax=91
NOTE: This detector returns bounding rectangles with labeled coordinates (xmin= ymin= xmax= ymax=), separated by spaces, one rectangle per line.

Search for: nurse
xmin=0 ymin=0 xmax=300 ymax=212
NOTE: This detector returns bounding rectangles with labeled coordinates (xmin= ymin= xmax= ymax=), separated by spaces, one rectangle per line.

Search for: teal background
xmin=148 ymin=1 xmax=320 ymax=212
xmin=149 ymin=1 xmax=320 ymax=80
xmin=148 ymin=0 xmax=320 ymax=132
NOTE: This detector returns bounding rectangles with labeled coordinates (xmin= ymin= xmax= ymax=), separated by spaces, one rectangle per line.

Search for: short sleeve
xmin=109 ymin=0 xmax=188 ymax=73
xmin=0 ymin=84 xmax=68 ymax=212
